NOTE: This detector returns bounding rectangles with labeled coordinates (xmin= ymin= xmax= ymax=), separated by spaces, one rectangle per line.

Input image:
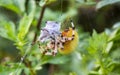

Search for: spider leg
xmin=40 ymin=35 xmax=57 ymax=56
xmin=38 ymin=33 xmax=56 ymax=56
xmin=41 ymin=47 xmax=52 ymax=56
xmin=56 ymin=35 xmax=64 ymax=50
xmin=70 ymin=19 xmax=75 ymax=30
xmin=52 ymin=36 xmax=58 ymax=56
xmin=66 ymin=19 xmax=75 ymax=41
xmin=43 ymin=50 xmax=52 ymax=55
xmin=41 ymin=48 xmax=52 ymax=57
xmin=61 ymin=36 xmax=67 ymax=42
xmin=59 ymin=41 xmax=64 ymax=50
xmin=43 ymin=40 xmax=55 ymax=56
xmin=31 ymin=38 xmax=40 ymax=46
xmin=71 ymin=19 xmax=75 ymax=34
xmin=37 ymin=41 xmax=41 ymax=49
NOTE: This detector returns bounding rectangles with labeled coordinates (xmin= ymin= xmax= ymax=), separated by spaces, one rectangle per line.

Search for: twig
xmin=25 ymin=5 xmax=46 ymax=75
xmin=49 ymin=64 xmax=55 ymax=75
xmin=32 ymin=5 xmax=46 ymax=44
xmin=23 ymin=58 xmax=36 ymax=75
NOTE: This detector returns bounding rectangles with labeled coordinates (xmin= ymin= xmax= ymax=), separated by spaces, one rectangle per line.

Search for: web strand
xmin=61 ymin=0 xmax=62 ymax=17
xmin=14 ymin=43 xmax=31 ymax=74
xmin=58 ymin=0 xmax=63 ymax=22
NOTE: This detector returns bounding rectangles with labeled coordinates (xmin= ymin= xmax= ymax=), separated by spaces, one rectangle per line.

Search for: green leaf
xmin=0 ymin=0 xmax=23 ymax=14
xmin=89 ymin=71 xmax=99 ymax=75
xmin=105 ymin=42 xmax=113 ymax=53
xmin=39 ymin=0 xmax=56 ymax=7
xmin=14 ymin=0 xmax=26 ymax=13
xmin=41 ymin=55 xmax=70 ymax=64
xmin=69 ymin=72 xmax=77 ymax=75
xmin=15 ymin=0 xmax=36 ymax=50
xmin=87 ymin=30 xmax=108 ymax=56
xmin=0 ymin=21 xmax=16 ymax=41
xmin=0 ymin=63 xmax=24 ymax=75
xmin=108 ymin=22 xmax=120 ymax=42
xmin=113 ymin=22 xmax=120 ymax=29
xmin=96 ymin=0 xmax=120 ymax=9
xmin=47 ymin=56 xmax=69 ymax=64
xmin=17 ymin=1 xmax=36 ymax=41
xmin=23 ymin=67 xmax=30 ymax=75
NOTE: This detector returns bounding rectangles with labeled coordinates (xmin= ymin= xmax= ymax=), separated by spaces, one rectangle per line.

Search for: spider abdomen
xmin=59 ymin=28 xmax=79 ymax=54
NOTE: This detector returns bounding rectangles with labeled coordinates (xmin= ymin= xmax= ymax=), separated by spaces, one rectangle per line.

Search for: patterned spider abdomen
xmin=59 ymin=28 xmax=79 ymax=54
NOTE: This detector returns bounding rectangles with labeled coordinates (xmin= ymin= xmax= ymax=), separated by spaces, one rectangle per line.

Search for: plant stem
xmin=23 ymin=58 xmax=36 ymax=75
xmin=28 ymin=3 xmax=46 ymax=75
xmin=32 ymin=5 xmax=46 ymax=44
xmin=49 ymin=64 xmax=55 ymax=75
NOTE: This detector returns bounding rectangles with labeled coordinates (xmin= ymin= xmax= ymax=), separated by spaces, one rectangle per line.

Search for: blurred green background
xmin=0 ymin=0 xmax=120 ymax=75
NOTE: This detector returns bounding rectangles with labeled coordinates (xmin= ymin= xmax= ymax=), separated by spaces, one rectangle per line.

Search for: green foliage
xmin=87 ymin=25 xmax=120 ymax=75
xmin=88 ymin=30 xmax=108 ymax=56
xmin=0 ymin=0 xmax=120 ymax=75
xmin=87 ymin=30 xmax=110 ymax=74
xmin=39 ymin=0 xmax=57 ymax=7
xmin=0 ymin=21 xmax=16 ymax=41
xmin=0 ymin=0 xmax=25 ymax=14
xmin=96 ymin=0 xmax=120 ymax=9
xmin=16 ymin=11 xmax=35 ymax=50
xmin=41 ymin=54 xmax=70 ymax=65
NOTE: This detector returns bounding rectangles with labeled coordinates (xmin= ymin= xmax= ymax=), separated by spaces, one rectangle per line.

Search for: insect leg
xmin=66 ymin=19 xmax=75 ymax=41
xmin=43 ymin=41 xmax=54 ymax=56
xmin=51 ymin=35 xmax=58 ymax=56
xmin=70 ymin=19 xmax=75 ymax=36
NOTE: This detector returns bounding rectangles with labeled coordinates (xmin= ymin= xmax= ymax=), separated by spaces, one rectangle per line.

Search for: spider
xmin=37 ymin=20 xmax=78 ymax=56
